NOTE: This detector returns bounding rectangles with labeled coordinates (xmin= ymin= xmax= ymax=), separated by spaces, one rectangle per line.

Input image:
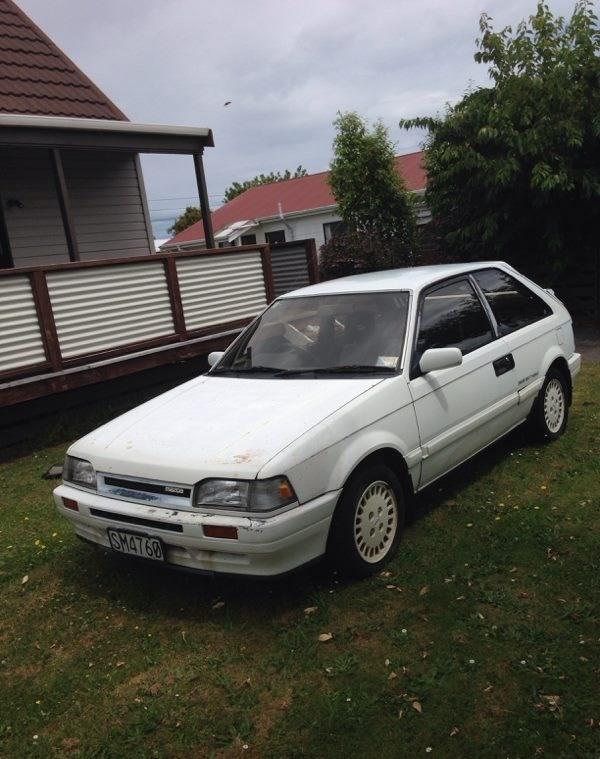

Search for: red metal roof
xmin=165 ymin=152 xmax=427 ymax=247
xmin=0 ymin=0 xmax=126 ymax=119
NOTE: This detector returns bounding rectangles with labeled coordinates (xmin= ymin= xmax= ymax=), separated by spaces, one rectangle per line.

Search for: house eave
xmin=0 ymin=114 xmax=214 ymax=153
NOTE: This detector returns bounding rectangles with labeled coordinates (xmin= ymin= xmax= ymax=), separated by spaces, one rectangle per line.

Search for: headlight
xmin=63 ymin=455 xmax=97 ymax=490
xmin=194 ymin=476 xmax=296 ymax=512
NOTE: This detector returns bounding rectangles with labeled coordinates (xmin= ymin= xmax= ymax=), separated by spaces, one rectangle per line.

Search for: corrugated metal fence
xmin=271 ymin=242 xmax=316 ymax=298
xmin=0 ymin=239 xmax=319 ymax=406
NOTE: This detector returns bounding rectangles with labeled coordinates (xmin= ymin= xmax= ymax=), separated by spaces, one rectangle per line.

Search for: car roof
xmin=282 ymin=262 xmax=511 ymax=298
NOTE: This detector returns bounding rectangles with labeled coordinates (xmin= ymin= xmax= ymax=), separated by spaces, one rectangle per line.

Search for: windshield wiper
xmin=211 ymin=365 xmax=283 ymax=375
xmin=276 ymin=365 xmax=396 ymax=377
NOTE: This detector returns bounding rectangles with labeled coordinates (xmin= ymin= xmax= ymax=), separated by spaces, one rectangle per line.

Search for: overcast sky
xmin=19 ymin=0 xmax=578 ymax=237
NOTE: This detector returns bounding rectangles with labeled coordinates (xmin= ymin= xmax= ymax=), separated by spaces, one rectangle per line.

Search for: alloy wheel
xmin=353 ymin=480 xmax=398 ymax=563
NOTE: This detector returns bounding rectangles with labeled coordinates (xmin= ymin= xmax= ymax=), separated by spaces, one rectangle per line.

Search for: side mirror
xmin=208 ymin=351 xmax=224 ymax=368
xmin=419 ymin=347 xmax=462 ymax=374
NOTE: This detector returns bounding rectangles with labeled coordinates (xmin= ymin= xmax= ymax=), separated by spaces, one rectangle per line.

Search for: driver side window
xmin=415 ymin=279 xmax=493 ymax=367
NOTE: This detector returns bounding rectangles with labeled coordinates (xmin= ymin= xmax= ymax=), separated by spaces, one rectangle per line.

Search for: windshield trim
xmin=209 ymin=289 xmax=412 ymax=379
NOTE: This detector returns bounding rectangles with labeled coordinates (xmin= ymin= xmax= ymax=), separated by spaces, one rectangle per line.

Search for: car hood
xmin=70 ymin=375 xmax=383 ymax=483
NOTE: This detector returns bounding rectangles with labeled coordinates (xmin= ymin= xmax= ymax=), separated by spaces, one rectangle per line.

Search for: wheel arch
xmin=341 ymin=446 xmax=414 ymax=503
xmin=547 ymin=356 xmax=572 ymax=405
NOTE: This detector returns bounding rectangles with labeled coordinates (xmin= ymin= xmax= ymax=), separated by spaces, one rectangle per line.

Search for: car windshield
xmin=213 ymin=292 xmax=410 ymax=377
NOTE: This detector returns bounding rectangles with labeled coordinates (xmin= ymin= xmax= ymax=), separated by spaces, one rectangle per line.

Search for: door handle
xmin=493 ymin=353 xmax=515 ymax=377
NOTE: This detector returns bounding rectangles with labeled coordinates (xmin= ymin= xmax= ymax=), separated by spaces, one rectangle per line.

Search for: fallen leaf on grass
xmin=212 ymin=601 xmax=225 ymax=610
xmin=419 ymin=586 xmax=429 ymax=596
xmin=115 ymin=661 xmax=125 ymax=668
xmin=21 ymin=575 xmax=29 ymax=585
xmin=412 ymin=701 xmax=422 ymax=714
xmin=304 ymin=606 xmax=318 ymax=615
xmin=388 ymin=671 xmax=397 ymax=680
xmin=318 ymin=632 xmax=333 ymax=642
xmin=541 ymin=694 xmax=561 ymax=712
xmin=380 ymin=570 xmax=392 ymax=578
xmin=450 ymin=727 xmax=459 ymax=737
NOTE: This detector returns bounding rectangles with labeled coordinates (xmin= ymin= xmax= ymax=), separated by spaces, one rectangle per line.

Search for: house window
xmin=0 ymin=240 xmax=12 ymax=269
xmin=0 ymin=202 xmax=13 ymax=269
xmin=323 ymin=221 xmax=345 ymax=244
xmin=240 ymin=234 xmax=257 ymax=246
xmin=265 ymin=230 xmax=286 ymax=245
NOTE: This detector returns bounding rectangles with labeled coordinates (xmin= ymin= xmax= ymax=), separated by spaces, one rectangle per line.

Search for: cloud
xmin=18 ymin=0 xmax=579 ymax=236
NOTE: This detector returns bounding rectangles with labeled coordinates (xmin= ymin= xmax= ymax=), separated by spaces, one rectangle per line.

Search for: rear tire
xmin=327 ymin=463 xmax=405 ymax=578
xmin=529 ymin=368 xmax=569 ymax=441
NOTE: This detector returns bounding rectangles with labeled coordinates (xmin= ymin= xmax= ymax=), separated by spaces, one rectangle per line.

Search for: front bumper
xmin=53 ymin=484 xmax=340 ymax=577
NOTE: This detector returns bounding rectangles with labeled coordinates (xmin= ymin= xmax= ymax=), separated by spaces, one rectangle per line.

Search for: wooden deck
xmin=0 ymin=239 xmax=318 ymax=407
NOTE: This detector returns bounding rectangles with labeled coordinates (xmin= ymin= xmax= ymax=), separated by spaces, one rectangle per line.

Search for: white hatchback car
xmin=54 ymin=262 xmax=581 ymax=578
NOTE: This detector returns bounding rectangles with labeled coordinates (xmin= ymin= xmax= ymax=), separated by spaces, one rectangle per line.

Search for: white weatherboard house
xmin=161 ymin=152 xmax=429 ymax=252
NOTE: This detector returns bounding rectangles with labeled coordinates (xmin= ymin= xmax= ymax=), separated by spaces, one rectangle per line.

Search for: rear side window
xmin=472 ymin=269 xmax=552 ymax=336
xmin=415 ymin=279 xmax=493 ymax=364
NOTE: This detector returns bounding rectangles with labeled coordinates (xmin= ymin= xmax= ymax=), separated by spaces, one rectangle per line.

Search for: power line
xmin=148 ymin=194 xmax=225 ymax=202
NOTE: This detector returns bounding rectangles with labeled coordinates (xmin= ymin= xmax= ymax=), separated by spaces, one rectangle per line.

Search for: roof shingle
xmin=0 ymin=0 xmax=126 ymax=120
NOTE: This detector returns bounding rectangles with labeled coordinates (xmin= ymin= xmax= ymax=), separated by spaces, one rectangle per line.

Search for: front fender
xmin=321 ymin=427 xmax=421 ymax=495
xmin=263 ymin=400 xmax=421 ymax=503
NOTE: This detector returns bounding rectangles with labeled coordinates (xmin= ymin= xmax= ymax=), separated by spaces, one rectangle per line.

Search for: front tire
xmin=530 ymin=368 xmax=569 ymax=441
xmin=327 ymin=463 xmax=405 ymax=578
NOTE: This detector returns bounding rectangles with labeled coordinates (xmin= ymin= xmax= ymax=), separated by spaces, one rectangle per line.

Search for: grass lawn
xmin=0 ymin=365 xmax=598 ymax=758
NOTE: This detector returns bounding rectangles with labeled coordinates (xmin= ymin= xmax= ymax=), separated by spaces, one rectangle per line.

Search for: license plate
xmin=107 ymin=528 xmax=165 ymax=562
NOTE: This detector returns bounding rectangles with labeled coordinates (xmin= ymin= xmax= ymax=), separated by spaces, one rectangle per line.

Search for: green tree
xmin=321 ymin=112 xmax=417 ymax=279
xmin=400 ymin=1 xmax=600 ymax=274
xmin=224 ymin=166 xmax=308 ymax=203
xmin=168 ymin=206 xmax=201 ymax=236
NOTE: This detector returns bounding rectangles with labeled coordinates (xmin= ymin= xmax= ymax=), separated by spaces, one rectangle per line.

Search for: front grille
xmin=98 ymin=472 xmax=192 ymax=508
xmin=90 ymin=508 xmax=183 ymax=533
xmin=103 ymin=476 xmax=191 ymax=499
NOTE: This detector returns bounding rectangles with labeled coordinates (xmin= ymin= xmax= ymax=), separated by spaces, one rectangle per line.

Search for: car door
xmin=407 ymin=276 xmax=519 ymax=488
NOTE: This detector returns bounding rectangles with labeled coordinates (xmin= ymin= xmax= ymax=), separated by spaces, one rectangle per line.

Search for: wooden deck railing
xmin=0 ymin=239 xmax=319 ymax=405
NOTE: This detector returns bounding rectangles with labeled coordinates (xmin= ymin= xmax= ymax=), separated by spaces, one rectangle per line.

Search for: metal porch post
xmin=193 ymin=150 xmax=215 ymax=249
